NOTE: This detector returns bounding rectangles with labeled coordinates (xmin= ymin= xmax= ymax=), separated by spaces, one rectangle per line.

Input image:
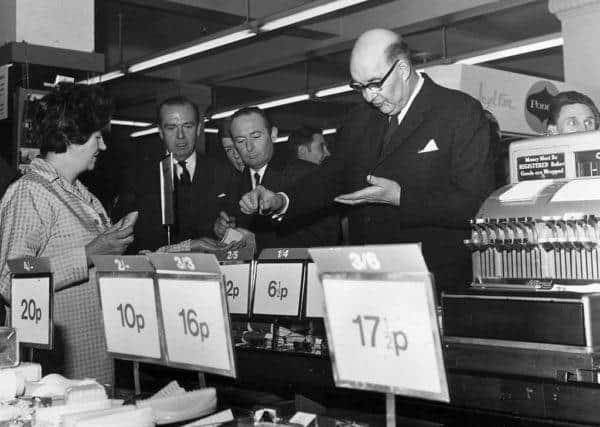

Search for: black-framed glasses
xmin=349 ymin=59 xmax=399 ymax=92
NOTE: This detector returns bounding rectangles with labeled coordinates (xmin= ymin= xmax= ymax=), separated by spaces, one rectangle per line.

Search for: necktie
xmin=378 ymin=115 xmax=399 ymax=158
xmin=178 ymin=160 xmax=191 ymax=184
xmin=254 ymin=172 xmax=261 ymax=188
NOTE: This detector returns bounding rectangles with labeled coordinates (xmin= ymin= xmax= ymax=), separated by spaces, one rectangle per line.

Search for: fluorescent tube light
xmin=260 ymin=0 xmax=369 ymax=32
xmin=131 ymin=127 xmax=159 ymax=138
xmin=79 ymin=70 xmax=125 ymax=85
xmin=315 ymin=84 xmax=352 ymax=98
xmin=256 ymin=94 xmax=310 ymax=110
xmin=211 ymin=109 xmax=239 ymax=120
xmin=204 ymin=127 xmax=219 ymax=134
xmin=275 ymin=136 xmax=289 ymax=143
xmin=111 ymin=119 xmax=152 ymax=127
xmin=129 ymin=29 xmax=256 ymax=73
xmin=322 ymin=128 xmax=337 ymax=135
xmin=456 ymin=35 xmax=563 ymax=65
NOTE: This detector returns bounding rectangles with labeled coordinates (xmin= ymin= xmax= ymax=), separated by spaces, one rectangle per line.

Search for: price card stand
xmin=8 ymin=257 xmax=53 ymax=360
xmin=215 ymin=246 xmax=254 ymax=319
xmin=93 ymin=255 xmax=163 ymax=394
xmin=309 ymin=244 xmax=450 ymax=427
xmin=148 ymin=253 xmax=236 ymax=381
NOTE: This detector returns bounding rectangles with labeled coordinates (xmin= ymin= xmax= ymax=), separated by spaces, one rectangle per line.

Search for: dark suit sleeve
xmin=398 ymin=98 xmax=495 ymax=227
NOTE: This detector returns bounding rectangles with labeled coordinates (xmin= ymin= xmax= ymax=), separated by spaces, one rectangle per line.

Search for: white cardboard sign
xmin=220 ymin=263 xmax=251 ymax=315
xmin=305 ymin=263 xmax=324 ymax=318
xmin=253 ymin=263 xmax=303 ymax=316
xmin=157 ymin=278 xmax=234 ymax=375
xmin=11 ymin=277 xmax=51 ymax=346
xmin=98 ymin=277 xmax=162 ymax=359
xmin=323 ymin=277 xmax=449 ymax=402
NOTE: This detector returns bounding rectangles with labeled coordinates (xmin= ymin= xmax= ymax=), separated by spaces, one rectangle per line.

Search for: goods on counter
xmin=0 ymin=328 xmax=18 ymax=369
xmin=137 ymin=387 xmax=217 ymax=425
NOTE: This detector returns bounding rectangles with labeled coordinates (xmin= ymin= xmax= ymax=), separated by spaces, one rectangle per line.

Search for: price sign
xmin=8 ymin=257 xmax=52 ymax=348
xmin=252 ymin=263 xmax=303 ymax=316
xmin=220 ymin=263 xmax=251 ymax=315
xmin=157 ymin=278 xmax=235 ymax=376
xmin=305 ymin=263 xmax=324 ymax=318
xmin=97 ymin=276 xmax=162 ymax=360
xmin=310 ymin=245 xmax=448 ymax=403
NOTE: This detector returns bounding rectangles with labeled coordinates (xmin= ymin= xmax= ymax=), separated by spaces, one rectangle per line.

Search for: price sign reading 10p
xmin=309 ymin=245 xmax=449 ymax=403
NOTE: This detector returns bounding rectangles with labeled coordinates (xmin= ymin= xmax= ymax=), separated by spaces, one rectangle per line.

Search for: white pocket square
xmin=418 ymin=139 xmax=438 ymax=153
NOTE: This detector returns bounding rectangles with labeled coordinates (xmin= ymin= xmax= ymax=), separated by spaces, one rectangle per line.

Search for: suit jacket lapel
xmin=374 ymin=74 xmax=434 ymax=168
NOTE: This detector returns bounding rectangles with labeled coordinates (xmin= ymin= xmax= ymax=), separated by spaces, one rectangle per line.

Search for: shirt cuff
xmin=271 ymin=192 xmax=290 ymax=221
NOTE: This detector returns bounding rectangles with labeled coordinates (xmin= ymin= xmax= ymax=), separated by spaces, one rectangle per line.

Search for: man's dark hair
xmin=156 ymin=95 xmax=200 ymax=126
xmin=548 ymin=91 xmax=600 ymax=128
xmin=230 ymin=106 xmax=272 ymax=132
xmin=385 ymin=37 xmax=412 ymax=64
xmin=31 ymin=83 xmax=112 ymax=156
xmin=289 ymin=126 xmax=321 ymax=154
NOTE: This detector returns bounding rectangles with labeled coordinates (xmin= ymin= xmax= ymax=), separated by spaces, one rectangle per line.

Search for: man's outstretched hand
xmin=239 ymin=185 xmax=285 ymax=215
xmin=334 ymin=175 xmax=401 ymax=206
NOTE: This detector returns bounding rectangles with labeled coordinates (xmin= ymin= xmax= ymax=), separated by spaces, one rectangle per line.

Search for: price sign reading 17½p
xmin=309 ymin=245 xmax=449 ymax=403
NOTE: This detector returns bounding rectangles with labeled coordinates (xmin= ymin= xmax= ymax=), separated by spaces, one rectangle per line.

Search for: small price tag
xmin=253 ymin=263 xmax=303 ymax=316
xmin=220 ymin=263 xmax=251 ymax=315
xmin=305 ymin=263 xmax=324 ymax=318
xmin=148 ymin=253 xmax=220 ymax=274
xmin=11 ymin=276 xmax=52 ymax=347
xmin=157 ymin=278 xmax=235 ymax=376
xmin=98 ymin=277 xmax=162 ymax=360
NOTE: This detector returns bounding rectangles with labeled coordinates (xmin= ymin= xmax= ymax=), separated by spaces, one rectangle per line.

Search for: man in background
xmin=289 ymin=126 xmax=331 ymax=165
xmin=547 ymin=91 xmax=599 ymax=135
xmin=215 ymin=107 xmax=339 ymax=251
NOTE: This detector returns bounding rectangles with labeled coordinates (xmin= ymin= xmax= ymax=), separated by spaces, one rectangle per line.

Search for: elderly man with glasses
xmin=239 ymin=29 xmax=495 ymax=296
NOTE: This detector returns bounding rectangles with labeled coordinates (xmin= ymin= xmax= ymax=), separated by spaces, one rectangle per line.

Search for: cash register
xmin=442 ymin=130 xmax=600 ymax=381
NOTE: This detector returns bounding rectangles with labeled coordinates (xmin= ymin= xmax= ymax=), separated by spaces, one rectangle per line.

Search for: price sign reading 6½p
xmin=252 ymin=263 xmax=303 ymax=317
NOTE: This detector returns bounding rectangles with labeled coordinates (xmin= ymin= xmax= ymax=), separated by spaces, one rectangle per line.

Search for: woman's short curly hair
xmin=31 ymin=83 xmax=112 ymax=156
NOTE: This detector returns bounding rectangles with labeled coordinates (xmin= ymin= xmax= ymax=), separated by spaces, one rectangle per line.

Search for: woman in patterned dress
xmin=0 ymin=83 xmax=136 ymax=385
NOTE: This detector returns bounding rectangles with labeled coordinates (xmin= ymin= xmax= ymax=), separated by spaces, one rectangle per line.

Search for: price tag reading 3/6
xmin=220 ymin=264 xmax=250 ymax=315
xmin=305 ymin=263 xmax=324 ymax=318
xmin=253 ymin=263 xmax=303 ymax=316
xmin=323 ymin=278 xmax=444 ymax=396
xmin=98 ymin=277 xmax=161 ymax=359
xmin=158 ymin=279 xmax=233 ymax=373
xmin=11 ymin=277 xmax=51 ymax=346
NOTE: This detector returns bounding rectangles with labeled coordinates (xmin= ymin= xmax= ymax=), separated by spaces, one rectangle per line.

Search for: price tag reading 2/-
xmin=97 ymin=277 xmax=162 ymax=360
xmin=157 ymin=278 xmax=235 ymax=376
xmin=252 ymin=263 xmax=303 ymax=316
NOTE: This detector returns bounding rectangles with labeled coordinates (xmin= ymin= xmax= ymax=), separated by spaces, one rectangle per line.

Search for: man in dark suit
xmin=239 ymin=29 xmax=495 ymax=295
xmin=215 ymin=107 xmax=338 ymax=251
xmin=115 ymin=96 xmax=226 ymax=253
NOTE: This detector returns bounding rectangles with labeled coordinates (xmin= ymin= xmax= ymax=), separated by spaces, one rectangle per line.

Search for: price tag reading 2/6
xmin=97 ymin=277 xmax=162 ymax=359
xmin=322 ymin=277 xmax=445 ymax=399
xmin=253 ymin=263 xmax=303 ymax=316
xmin=220 ymin=264 xmax=250 ymax=315
xmin=157 ymin=278 xmax=234 ymax=375
xmin=11 ymin=276 xmax=52 ymax=347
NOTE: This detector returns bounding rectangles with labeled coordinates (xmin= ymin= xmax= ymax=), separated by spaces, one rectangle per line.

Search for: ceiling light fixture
xmin=211 ymin=108 xmax=240 ymax=120
xmin=130 ymin=126 xmax=220 ymax=138
xmin=274 ymin=136 xmax=289 ymax=143
xmin=128 ymin=28 xmax=256 ymax=73
xmin=111 ymin=119 xmax=153 ymax=127
xmin=204 ymin=127 xmax=219 ymax=134
xmin=260 ymin=0 xmax=369 ymax=32
xmin=455 ymin=33 xmax=563 ymax=65
xmin=79 ymin=70 xmax=125 ymax=85
xmin=322 ymin=128 xmax=337 ymax=135
xmin=211 ymin=94 xmax=311 ymax=120
xmin=315 ymin=84 xmax=353 ymax=98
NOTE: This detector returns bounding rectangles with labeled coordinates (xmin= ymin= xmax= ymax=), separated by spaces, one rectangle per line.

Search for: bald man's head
xmin=349 ymin=29 xmax=415 ymax=116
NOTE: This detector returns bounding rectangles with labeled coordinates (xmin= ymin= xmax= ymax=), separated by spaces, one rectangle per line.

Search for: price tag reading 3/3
xmin=157 ymin=278 xmax=234 ymax=375
xmin=220 ymin=264 xmax=250 ymax=315
xmin=97 ymin=277 xmax=162 ymax=359
xmin=322 ymin=278 xmax=447 ymax=400
xmin=11 ymin=277 xmax=51 ymax=346
xmin=253 ymin=263 xmax=303 ymax=316
xmin=305 ymin=263 xmax=324 ymax=318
